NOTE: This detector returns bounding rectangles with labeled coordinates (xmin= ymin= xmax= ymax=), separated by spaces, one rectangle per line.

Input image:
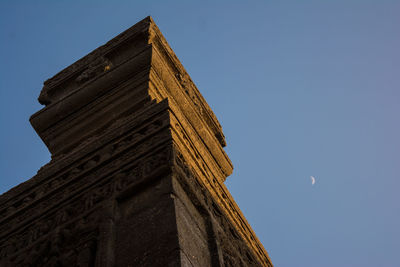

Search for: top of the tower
xmin=37 ymin=16 xmax=154 ymax=106
xmin=30 ymin=16 xmax=228 ymax=157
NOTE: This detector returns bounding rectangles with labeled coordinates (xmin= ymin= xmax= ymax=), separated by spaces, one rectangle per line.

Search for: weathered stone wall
xmin=0 ymin=16 xmax=273 ymax=267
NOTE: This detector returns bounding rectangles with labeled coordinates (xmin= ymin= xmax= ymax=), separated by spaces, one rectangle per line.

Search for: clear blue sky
xmin=1 ymin=1 xmax=399 ymax=266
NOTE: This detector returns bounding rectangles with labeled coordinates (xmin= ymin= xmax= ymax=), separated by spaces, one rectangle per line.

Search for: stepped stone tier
xmin=0 ymin=17 xmax=273 ymax=266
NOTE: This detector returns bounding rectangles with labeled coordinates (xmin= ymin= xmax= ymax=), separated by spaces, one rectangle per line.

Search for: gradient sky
xmin=1 ymin=1 xmax=399 ymax=266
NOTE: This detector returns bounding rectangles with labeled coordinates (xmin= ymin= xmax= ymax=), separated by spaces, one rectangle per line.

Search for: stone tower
xmin=0 ymin=17 xmax=273 ymax=266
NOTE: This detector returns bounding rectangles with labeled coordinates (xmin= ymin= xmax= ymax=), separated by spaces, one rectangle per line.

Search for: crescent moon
xmin=310 ymin=176 xmax=316 ymax=185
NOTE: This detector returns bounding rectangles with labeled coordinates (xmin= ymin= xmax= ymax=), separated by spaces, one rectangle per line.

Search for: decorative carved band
xmin=0 ymin=102 xmax=173 ymax=240
xmin=0 ymin=100 xmax=170 ymax=218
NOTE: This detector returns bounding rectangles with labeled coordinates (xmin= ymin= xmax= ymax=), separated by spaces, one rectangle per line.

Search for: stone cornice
xmin=38 ymin=16 xmax=152 ymax=106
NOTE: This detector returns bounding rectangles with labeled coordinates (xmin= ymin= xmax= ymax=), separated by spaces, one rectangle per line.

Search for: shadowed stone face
xmin=0 ymin=16 xmax=272 ymax=267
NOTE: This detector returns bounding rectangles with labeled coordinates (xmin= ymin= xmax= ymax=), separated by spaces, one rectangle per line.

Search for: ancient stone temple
xmin=0 ymin=17 xmax=273 ymax=266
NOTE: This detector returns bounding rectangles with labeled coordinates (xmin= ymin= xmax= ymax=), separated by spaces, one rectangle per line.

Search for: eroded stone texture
xmin=0 ymin=17 xmax=273 ymax=267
